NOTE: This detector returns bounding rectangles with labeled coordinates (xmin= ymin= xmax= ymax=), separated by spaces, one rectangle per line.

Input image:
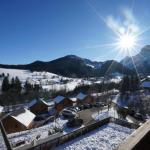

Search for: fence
xmin=18 ymin=117 xmax=138 ymax=150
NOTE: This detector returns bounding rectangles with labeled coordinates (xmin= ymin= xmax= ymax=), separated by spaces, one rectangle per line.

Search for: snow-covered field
xmin=0 ymin=68 xmax=121 ymax=92
xmin=0 ymin=68 xmax=90 ymax=92
xmin=0 ymin=68 xmax=32 ymax=81
xmin=55 ymin=123 xmax=134 ymax=150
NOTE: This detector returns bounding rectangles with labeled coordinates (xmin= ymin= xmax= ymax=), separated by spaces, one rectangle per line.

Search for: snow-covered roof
xmin=141 ymin=81 xmax=150 ymax=88
xmin=0 ymin=106 xmax=4 ymax=113
xmin=11 ymin=108 xmax=35 ymax=127
xmin=28 ymin=99 xmax=37 ymax=108
xmin=54 ymin=96 xmax=65 ymax=104
xmin=46 ymin=100 xmax=55 ymax=106
xmin=69 ymin=97 xmax=77 ymax=102
xmin=76 ymin=92 xmax=87 ymax=100
xmin=40 ymin=99 xmax=49 ymax=106
xmin=28 ymin=99 xmax=49 ymax=108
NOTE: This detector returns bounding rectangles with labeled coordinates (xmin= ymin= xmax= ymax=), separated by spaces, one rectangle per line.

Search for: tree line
xmin=0 ymin=73 xmax=141 ymax=105
xmin=2 ymin=76 xmax=21 ymax=93
xmin=0 ymin=74 xmax=41 ymax=105
xmin=1 ymin=75 xmax=40 ymax=94
xmin=67 ymin=75 xmax=140 ymax=95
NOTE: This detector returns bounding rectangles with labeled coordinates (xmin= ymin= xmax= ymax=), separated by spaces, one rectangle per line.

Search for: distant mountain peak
xmin=141 ymin=45 xmax=150 ymax=55
xmin=121 ymin=45 xmax=150 ymax=75
xmin=64 ymin=55 xmax=82 ymax=59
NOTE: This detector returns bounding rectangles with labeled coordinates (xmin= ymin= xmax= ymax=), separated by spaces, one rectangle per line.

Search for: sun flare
xmin=117 ymin=33 xmax=137 ymax=51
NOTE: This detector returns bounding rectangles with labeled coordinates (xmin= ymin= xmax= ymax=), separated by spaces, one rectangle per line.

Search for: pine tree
xmin=14 ymin=77 xmax=22 ymax=93
xmin=24 ymin=80 xmax=32 ymax=93
xmin=10 ymin=77 xmax=15 ymax=89
xmin=34 ymin=84 xmax=41 ymax=91
xmin=2 ymin=73 xmax=5 ymax=77
xmin=2 ymin=76 xmax=10 ymax=92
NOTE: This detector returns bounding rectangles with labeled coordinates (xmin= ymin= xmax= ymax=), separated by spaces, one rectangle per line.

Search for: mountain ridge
xmin=0 ymin=55 xmax=134 ymax=78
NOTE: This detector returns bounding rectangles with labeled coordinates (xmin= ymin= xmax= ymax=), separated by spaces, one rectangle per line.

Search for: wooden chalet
xmin=29 ymin=99 xmax=50 ymax=114
xmin=54 ymin=96 xmax=73 ymax=113
xmin=2 ymin=108 xmax=35 ymax=134
xmin=76 ymin=92 xmax=94 ymax=105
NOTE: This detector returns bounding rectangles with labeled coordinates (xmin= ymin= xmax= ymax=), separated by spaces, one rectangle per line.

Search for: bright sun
xmin=117 ymin=33 xmax=136 ymax=51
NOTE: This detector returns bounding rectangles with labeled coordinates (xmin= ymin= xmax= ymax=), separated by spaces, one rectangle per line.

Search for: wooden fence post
xmin=0 ymin=120 xmax=12 ymax=150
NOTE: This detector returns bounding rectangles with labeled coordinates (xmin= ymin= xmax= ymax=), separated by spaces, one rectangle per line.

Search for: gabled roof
xmin=76 ymin=92 xmax=87 ymax=100
xmin=46 ymin=100 xmax=55 ymax=106
xmin=10 ymin=108 xmax=35 ymax=127
xmin=28 ymin=99 xmax=37 ymax=108
xmin=40 ymin=99 xmax=49 ymax=106
xmin=28 ymin=99 xmax=49 ymax=108
xmin=54 ymin=96 xmax=65 ymax=104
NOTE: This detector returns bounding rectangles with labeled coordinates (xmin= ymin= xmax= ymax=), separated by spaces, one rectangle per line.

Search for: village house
xmin=76 ymin=92 xmax=94 ymax=105
xmin=54 ymin=96 xmax=73 ymax=113
xmin=2 ymin=108 xmax=35 ymax=134
xmin=69 ymin=97 xmax=77 ymax=105
xmin=141 ymin=79 xmax=150 ymax=91
xmin=29 ymin=99 xmax=50 ymax=114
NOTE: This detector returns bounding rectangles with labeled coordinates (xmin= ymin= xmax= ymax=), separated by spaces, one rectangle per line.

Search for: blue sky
xmin=0 ymin=0 xmax=150 ymax=64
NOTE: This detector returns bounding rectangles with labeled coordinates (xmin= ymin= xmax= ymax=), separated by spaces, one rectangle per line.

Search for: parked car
xmin=74 ymin=106 xmax=80 ymax=111
xmin=94 ymin=102 xmax=105 ymax=107
xmin=134 ymin=113 xmax=145 ymax=121
xmin=78 ymin=105 xmax=85 ymax=110
xmin=128 ymin=109 xmax=135 ymax=116
xmin=67 ymin=107 xmax=77 ymax=112
xmin=34 ymin=116 xmax=45 ymax=121
xmin=84 ymin=104 xmax=92 ymax=109
xmin=61 ymin=109 xmax=77 ymax=118
xmin=67 ymin=118 xmax=83 ymax=127
xmin=93 ymin=103 xmax=99 ymax=108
